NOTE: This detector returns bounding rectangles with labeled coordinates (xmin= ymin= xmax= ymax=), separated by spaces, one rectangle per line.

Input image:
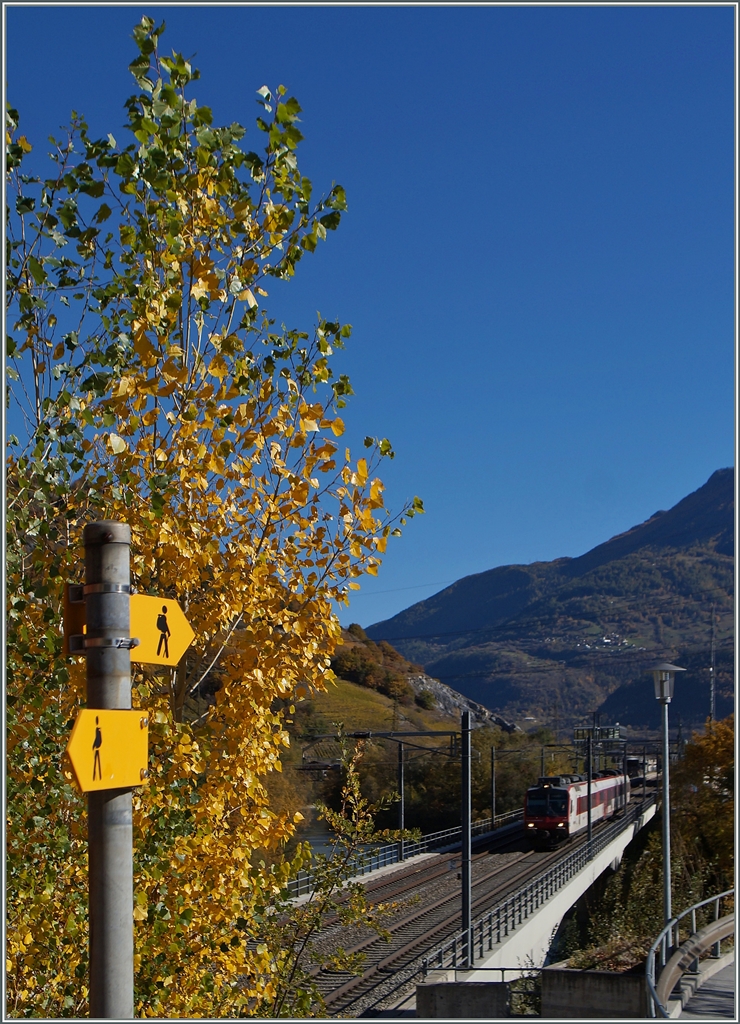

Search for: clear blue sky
xmin=6 ymin=5 xmax=736 ymax=628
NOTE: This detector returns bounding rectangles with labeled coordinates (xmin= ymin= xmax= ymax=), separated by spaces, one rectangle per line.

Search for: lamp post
xmin=651 ymin=662 xmax=685 ymax=926
xmin=461 ymin=711 xmax=472 ymax=969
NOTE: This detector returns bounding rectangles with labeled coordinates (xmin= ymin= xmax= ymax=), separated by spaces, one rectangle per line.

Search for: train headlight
xmin=557 ymin=823 xmax=564 ymax=827
xmin=527 ymin=823 xmax=534 ymax=828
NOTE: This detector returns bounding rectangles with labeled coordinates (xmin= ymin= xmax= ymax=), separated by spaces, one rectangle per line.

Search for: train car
xmin=524 ymin=771 xmax=631 ymax=847
xmin=626 ymin=755 xmax=658 ymax=784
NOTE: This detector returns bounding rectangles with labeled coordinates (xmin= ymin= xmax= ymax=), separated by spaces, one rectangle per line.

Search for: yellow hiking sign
xmin=66 ymin=709 xmax=149 ymax=792
xmin=130 ymin=594 xmax=194 ymax=666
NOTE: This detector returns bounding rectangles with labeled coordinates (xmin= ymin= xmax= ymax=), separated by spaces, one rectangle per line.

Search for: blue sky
xmin=5 ymin=4 xmax=736 ymax=628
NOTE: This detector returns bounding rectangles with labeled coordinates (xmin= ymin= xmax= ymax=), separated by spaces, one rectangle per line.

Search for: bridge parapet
xmin=423 ymin=796 xmax=657 ymax=978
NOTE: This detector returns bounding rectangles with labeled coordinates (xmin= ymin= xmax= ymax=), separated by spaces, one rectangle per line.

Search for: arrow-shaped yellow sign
xmin=66 ymin=709 xmax=149 ymax=792
xmin=130 ymin=594 xmax=194 ymax=666
xmin=63 ymin=588 xmax=195 ymax=666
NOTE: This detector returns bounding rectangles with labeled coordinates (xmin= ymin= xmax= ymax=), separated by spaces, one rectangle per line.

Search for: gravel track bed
xmin=315 ymin=844 xmax=562 ymax=1014
xmin=309 ymin=844 xmax=527 ymax=967
xmin=306 ymin=802 xmax=648 ymax=1015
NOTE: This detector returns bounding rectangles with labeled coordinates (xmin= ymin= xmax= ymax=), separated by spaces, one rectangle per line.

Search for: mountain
xmin=366 ymin=469 xmax=734 ymax=734
xmin=328 ymin=624 xmax=520 ymax=732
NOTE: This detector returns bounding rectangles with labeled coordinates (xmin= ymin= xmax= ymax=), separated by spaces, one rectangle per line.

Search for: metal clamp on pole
xmin=83 ymin=583 xmax=133 ymax=595
xmin=68 ymin=635 xmax=140 ymax=653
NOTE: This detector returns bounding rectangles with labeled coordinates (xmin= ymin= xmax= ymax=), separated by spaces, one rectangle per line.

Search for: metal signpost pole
xmin=461 ymin=711 xmax=472 ymax=968
xmin=85 ymin=522 xmax=134 ymax=1019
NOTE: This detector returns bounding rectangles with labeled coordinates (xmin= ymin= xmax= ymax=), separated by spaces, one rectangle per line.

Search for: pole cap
xmin=83 ymin=521 xmax=131 ymax=545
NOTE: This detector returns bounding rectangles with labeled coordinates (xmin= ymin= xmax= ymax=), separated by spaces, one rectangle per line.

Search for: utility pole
xmin=709 ymin=603 xmax=716 ymax=722
xmin=642 ymin=746 xmax=647 ymax=802
xmin=558 ymin=664 xmax=566 ymax=743
xmin=85 ymin=522 xmax=135 ymax=1019
xmin=461 ymin=711 xmax=472 ymax=969
xmin=398 ymin=741 xmax=405 ymax=862
xmin=490 ymin=745 xmax=496 ymax=828
xmin=586 ymin=734 xmax=593 ymax=858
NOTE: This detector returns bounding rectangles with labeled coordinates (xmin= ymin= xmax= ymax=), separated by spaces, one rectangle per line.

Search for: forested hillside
xmin=367 ymin=469 xmax=734 ymax=732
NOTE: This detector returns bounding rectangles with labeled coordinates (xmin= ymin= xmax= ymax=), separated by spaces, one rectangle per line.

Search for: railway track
xmin=312 ymin=800 xmax=650 ymax=1016
xmin=309 ymin=826 xmax=567 ymax=1015
xmin=330 ymin=822 xmax=525 ymax=910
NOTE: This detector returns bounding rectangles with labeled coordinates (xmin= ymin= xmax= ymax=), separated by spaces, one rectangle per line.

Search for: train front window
xmin=527 ymin=791 xmax=547 ymax=814
xmin=527 ymin=789 xmax=567 ymax=816
xmin=548 ymin=793 xmax=567 ymax=816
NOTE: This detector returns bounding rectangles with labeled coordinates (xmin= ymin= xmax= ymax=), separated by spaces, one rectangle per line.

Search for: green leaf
xmin=27 ymin=256 xmax=46 ymax=285
xmin=81 ymin=180 xmax=105 ymax=198
xmin=319 ymin=211 xmax=341 ymax=231
xmin=93 ymin=203 xmax=112 ymax=224
xmin=15 ymin=196 xmax=35 ymax=215
xmin=116 ymin=152 xmax=135 ymax=177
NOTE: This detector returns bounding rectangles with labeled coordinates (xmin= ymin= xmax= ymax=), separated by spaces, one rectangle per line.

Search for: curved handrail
xmin=645 ymin=889 xmax=734 ymax=1018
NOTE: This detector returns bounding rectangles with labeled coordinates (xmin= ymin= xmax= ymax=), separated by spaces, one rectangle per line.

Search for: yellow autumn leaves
xmin=6 ymin=16 xmax=423 ymax=1017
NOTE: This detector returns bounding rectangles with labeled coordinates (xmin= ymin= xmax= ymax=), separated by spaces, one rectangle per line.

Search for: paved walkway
xmin=680 ymin=962 xmax=735 ymax=1019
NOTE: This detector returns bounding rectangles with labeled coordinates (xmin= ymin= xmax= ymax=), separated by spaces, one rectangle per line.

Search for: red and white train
xmin=524 ymin=770 xmax=630 ymax=846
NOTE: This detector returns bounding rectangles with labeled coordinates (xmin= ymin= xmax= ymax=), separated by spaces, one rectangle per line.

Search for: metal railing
xmin=646 ymin=889 xmax=734 ymax=1018
xmin=359 ymin=800 xmax=656 ymax=1016
xmin=351 ymin=798 xmax=655 ymax=1017
xmin=423 ymin=795 xmax=656 ymax=973
xmin=287 ymin=807 xmax=524 ymax=898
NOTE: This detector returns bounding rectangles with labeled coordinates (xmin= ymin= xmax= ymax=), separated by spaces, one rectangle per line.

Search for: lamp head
xmin=651 ymin=662 xmax=685 ymax=703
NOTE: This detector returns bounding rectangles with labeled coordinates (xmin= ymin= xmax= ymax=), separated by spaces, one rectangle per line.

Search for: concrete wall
xmin=541 ymin=965 xmax=647 ymax=1018
xmin=416 ymin=980 xmax=509 ymax=1018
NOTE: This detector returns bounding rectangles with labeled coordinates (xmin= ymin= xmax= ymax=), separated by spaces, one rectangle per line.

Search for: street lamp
xmin=651 ymin=662 xmax=685 ymax=926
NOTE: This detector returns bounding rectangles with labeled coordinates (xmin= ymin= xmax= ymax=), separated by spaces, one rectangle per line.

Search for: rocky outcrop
xmin=406 ymin=674 xmax=520 ymax=732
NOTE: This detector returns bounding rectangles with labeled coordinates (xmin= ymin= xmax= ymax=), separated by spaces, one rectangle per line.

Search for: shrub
xmin=415 ymin=690 xmax=436 ymax=710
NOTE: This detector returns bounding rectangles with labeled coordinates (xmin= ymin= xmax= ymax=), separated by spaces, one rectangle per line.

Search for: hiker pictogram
xmin=156 ymin=605 xmax=170 ymax=659
xmin=67 ymin=709 xmax=149 ymax=793
xmin=92 ymin=716 xmax=102 ymax=780
xmin=130 ymin=594 xmax=194 ymax=666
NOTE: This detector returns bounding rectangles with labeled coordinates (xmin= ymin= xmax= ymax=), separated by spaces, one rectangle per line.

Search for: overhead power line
xmin=345 ymin=579 xmax=457 ymax=598
xmin=367 ymin=583 xmax=733 ymax=645
xmin=415 ymin=639 xmax=734 ymax=685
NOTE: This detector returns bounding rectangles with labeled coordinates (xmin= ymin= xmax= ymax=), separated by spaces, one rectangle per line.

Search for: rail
xmin=287 ymin=807 xmax=524 ymax=898
xmin=334 ymin=796 xmax=656 ymax=1016
xmin=646 ymin=889 xmax=734 ymax=1018
xmin=423 ymin=795 xmax=656 ymax=975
